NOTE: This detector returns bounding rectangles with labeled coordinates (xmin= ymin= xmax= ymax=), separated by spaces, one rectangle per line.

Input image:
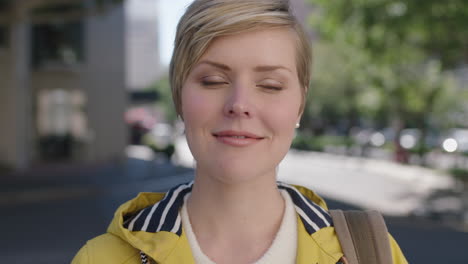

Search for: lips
xmin=212 ymin=130 xmax=264 ymax=147
xmin=213 ymin=130 xmax=263 ymax=139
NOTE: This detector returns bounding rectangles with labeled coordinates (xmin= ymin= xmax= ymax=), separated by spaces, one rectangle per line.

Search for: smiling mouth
xmin=223 ymin=135 xmax=247 ymax=139
xmin=212 ymin=130 xmax=264 ymax=146
xmin=212 ymin=130 xmax=263 ymax=139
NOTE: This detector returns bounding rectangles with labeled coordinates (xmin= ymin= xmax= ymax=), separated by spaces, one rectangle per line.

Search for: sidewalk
xmin=0 ymin=154 xmax=193 ymax=207
xmin=279 ymin=150 xmax=460 ymax=216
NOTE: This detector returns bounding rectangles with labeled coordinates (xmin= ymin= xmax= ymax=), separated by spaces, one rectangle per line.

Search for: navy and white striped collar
xmin=123 ymin=181 xmax=333 ymax=236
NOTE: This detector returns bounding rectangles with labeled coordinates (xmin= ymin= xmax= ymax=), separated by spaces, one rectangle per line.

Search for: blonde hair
xmin=170 ymin=0 xmax=311 ymax=115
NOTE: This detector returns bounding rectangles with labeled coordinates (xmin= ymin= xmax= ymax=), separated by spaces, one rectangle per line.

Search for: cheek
xmin=181 ymin=87 xmax=219 ymax=132
xmin=264 ymin=109 xmax=298 ymax=152
xmin=270 ymin=96 xmax=302 ymax=134
xmin=273 ymin=111 xmax=298 ymax=137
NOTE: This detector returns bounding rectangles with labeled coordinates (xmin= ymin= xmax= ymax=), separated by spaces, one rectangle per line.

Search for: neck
xmin=186 ymin=170 xmax=285 ymax=239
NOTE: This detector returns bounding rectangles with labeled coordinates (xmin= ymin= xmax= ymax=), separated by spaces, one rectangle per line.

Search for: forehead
xmin=196 ymin=27 xmax=298 ymax=73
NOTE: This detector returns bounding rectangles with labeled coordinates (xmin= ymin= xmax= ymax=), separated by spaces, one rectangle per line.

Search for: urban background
xmin=0 ymin=0 xmax=467 ymax=263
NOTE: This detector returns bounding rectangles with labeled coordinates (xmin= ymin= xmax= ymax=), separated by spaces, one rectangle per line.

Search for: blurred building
xmin=0 ymin=0 xmax=161 ymax=171
xmin=289 ymin=0 xmax=313 ymax=29
xmin=126 ymin=0 xmax=163 ymax=90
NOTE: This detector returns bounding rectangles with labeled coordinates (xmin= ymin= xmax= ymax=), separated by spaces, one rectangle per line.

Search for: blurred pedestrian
xmin=72 ymin=0 xmax=407 ymax=263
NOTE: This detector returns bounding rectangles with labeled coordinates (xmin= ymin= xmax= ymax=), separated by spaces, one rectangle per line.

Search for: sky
xmin=157 ymin=0 xmax=194 ymax=66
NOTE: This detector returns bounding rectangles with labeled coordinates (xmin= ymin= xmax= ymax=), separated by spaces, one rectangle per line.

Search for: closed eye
xmin=258 ymin=79 xmax=283 ymax=91
xmin=258 ymin=85 xmax=283 ymax=91
xmin=200 ymin=75 xmax=229 ymax=87
xmin=201 ymin=81 xmax=229 ymax=86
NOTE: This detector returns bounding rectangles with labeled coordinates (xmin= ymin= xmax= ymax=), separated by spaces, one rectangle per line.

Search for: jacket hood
xmin=106 ymin=181 xmax=338 ymax=263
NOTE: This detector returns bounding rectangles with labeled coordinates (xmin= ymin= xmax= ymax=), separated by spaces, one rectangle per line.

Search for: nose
xmin=223 ymin=84 xmax=252 ymax=118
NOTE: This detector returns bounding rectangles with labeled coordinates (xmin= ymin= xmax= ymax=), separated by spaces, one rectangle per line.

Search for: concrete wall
xmin=0 ymin=43 xmax=13 ymax=167
xmin=83 ymin=5 xmax=127 ymax=161
xmin=0 ymin=21 xmax=32 ymax=170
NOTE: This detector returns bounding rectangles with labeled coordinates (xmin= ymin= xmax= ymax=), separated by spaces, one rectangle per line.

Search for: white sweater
xmin=181 ymin=190 xmax=297 ymax=264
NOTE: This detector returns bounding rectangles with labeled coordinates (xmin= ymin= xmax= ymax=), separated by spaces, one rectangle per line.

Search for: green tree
xmin=146 ymin=77 xmax=178 ymax=123
xmin=308 ymin=0 xmax=468 ymax=163
xmin=304 ymin=40 xmax=379 ymax=135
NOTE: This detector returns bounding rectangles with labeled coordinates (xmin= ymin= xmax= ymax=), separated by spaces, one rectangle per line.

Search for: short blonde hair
xmin=170 ymin=0 xmax=311 ymax=115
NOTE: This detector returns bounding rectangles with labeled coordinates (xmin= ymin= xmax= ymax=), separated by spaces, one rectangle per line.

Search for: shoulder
xmin=307 ymin=226 xmax=408 ymax=264
xmin=71 ymin=233 xmax=140 ymax=264
xmin=278 ymin=182 xmax=329 ymax=210
xmin=389 ymin=233 xmax=409 ymax=264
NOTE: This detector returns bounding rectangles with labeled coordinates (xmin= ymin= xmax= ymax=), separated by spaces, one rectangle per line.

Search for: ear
xmin=297 ymin=86 xmax=307 ymax=118
xmin=296 ymin=110 xmax=303 ymax=124
xmin=295 ymin=114 xmax=302 ymax=129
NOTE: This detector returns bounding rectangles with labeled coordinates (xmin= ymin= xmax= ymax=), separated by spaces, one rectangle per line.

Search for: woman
xmin=73 ymin=0 xmax=407 ymax=263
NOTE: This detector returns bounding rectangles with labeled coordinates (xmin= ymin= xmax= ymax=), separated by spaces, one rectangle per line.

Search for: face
xmin=181 ymin=28 xmax=303 ymax=184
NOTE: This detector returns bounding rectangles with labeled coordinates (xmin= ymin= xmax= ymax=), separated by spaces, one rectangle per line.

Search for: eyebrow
xmin=198 ymin=60 xmax=231 ymax=71
xmin=197 ymin=60 xmax=292 ymax=73
xmin=254 ymin=65 xmax=292 ymax=73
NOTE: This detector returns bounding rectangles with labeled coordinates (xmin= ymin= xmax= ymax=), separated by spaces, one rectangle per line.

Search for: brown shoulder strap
xmin=330 ymin=210 xmax=393 ymax=264
xmin=330 ymin=210 xmax=360 ymax=264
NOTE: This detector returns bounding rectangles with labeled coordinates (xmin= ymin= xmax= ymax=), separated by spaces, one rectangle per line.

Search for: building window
xmin=37 ymin=88 xmax=89 ymax=160
xmin=32 ymin=21 xmax=84 ymax=68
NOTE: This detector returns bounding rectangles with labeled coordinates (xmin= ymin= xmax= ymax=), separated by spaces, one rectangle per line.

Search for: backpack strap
xmin=330 ymin=210 xmax=393 ymax=264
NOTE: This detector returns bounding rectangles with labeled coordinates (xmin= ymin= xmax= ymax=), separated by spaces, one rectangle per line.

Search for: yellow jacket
xmin=72 ymin=182 xmax=408 ymax=264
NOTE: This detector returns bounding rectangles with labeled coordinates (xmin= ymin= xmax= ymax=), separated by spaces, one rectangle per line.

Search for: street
xmin=1 ymin=150 xmax=468 ymax=263
xmin=278 ymin=150 xmax=459 ymax=216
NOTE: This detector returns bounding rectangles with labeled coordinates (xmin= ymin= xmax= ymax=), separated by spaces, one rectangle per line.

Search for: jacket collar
xmin=277 ymin=182 xmax=333 ymax=234
xmin=123 ymin=181 xmax=194 ymax=235
xmin=123 ymin=181 xmax=333 ymax=236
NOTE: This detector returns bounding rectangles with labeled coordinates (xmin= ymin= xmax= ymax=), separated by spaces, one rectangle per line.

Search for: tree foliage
xmin=307 ymin=0 xmax=468 ymax=151
xmin=147 ymin=77 xmax=177 ymax=123
xmin=310 ymin=0 xmax=468 ymax=68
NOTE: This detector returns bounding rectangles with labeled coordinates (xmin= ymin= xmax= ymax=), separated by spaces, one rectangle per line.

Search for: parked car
xmin=143 ymin=123 xmax=176 ymax=158
xmin=441 ymin=129 xmax=468 ymax=153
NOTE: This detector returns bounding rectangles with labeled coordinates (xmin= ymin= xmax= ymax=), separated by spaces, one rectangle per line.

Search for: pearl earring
xmin=295 ymin=123 xmax=300 ymax=128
